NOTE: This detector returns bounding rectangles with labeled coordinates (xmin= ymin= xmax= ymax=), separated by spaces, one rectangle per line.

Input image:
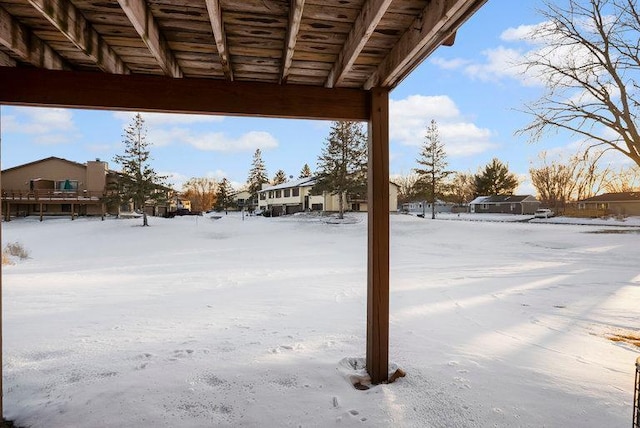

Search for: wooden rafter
xmin=117 ymin=0 xmax=182 ymax=78
xmin=325 ymin=0 xmax=393 ymax=89
xmin=26 ymin=0 xmax=128 ymax=74
xmin=0 ymin=6 xmax=65 ymax=69
xmin=204 ymin=0 xmax=233 ymax=81
xmin=0 ymin=51 xmax=15 ymax=67
xmin=365 ymin=0 xmax=487 ymax=89
xmin=281 ymin=0 xmax=305 ymax=83
xmin=0 ymin=67 xmax=370 ymax=121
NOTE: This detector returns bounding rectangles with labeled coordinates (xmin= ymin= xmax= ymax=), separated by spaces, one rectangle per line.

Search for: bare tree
xmin=393 ymin=172 xmax=421 ymax=205
xmin=182 ymin=177 xmax=218 ymax=212
xmin=517 ymin=0 xmax=640 ymax=168
xmin=446 ymin=172 xmax=476 ymax=205
xmin=604 ymin=164 xmax=640 ymax=192
xmin=529 ymin=149 xmax=611 ymax=210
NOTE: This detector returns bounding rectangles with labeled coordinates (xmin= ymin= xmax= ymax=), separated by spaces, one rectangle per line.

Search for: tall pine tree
xmin=272 ymin=169 xmax=288 ymax=185
xmin=215 ymin=178 xmax=232 ymax=213
xmin=299 ymin=163 xmax=312 ymax=178
xmin=314 ymin=121 xmax=367 ymax=219
xmin=247 ymin=148 xmax=268 ymax=210
xmin=414 ymin=120 xmax=451 ymax=219
xmin=113 ymin=113 xmax=168 ymax=226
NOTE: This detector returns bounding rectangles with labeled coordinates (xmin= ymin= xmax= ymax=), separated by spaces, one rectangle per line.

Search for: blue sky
xmin=1 ymin=0 xmax=629 ymax=194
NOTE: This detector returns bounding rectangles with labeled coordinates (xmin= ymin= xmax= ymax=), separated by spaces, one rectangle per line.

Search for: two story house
xmin=257 ymin=177 xmax=399 ymax=216
xmin=1 ymin=156 xmax=174 ymax=220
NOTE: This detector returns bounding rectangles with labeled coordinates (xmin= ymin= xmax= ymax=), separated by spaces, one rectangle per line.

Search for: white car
xmin=534 ymin=208 xmax=554 ymax=218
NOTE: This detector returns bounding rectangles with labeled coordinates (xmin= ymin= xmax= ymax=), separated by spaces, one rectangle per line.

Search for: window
xmin=61 ymin=204 xmax=72 ymax=212
xmin=269 ymin=191 xmax=273 ymax=198
xmin=284 ymin=189 xmax=290 ymax=197
xmin=55 ymin=180 xmax=79 ymax=192
xmin=259 ymin=194 xmax=266 ymax=200
xmin=33 ymin=204 xmax=47 ymax=212
xmin=275 ymin=190 xmax=281 ymax=198
xmin=292 ymin=188 xmax=300 ymax=197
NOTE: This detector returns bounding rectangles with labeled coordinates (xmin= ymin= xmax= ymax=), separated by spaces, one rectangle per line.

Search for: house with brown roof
xmin=1 ymin=157 xmax=116 ymax=221
xmin=1 ymin=156 xmax=176 ymax=221
xmin=576 ymin=192 xmax=640 ymax=217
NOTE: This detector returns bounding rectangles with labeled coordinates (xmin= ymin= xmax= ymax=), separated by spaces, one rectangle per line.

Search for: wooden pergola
xmin=0 ymin=0 xmax=487 ymax=416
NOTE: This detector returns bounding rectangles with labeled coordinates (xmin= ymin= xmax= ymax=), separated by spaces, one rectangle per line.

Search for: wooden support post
xmin=39 ymin=203 xmax=43 ymax=222
xmin=366 ymin=87 xmax=390 ymax=384
xmin=5 ymin=202 xmax=9 ymax=222
xmin=71 ymin=203 xmax=75 ymax=220
xmin=1 ymin=171 xmax=3 ymax=420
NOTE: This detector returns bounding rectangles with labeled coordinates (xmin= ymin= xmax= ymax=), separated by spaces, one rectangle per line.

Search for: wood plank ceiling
xmin=0 ymin=0 xmax=487 ymax=91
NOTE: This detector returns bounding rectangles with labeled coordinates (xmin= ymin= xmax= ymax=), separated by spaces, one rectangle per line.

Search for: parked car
xmin=534 ymin=208 xmax=554 ymax=218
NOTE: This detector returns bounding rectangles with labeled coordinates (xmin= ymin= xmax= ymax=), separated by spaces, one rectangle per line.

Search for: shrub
xmin=3 ymin=242 xmax=29 ymax=262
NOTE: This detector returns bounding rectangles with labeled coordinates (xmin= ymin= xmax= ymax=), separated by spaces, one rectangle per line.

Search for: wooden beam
xmin=0 ymin=6 xmax=66 ymax=69
xmin=0 ymin=66 xmax=370 ymax=121
xmin=365 ymin=0 xmax=487 ymax=89
xmin=366 ymin=87 xmax=389 ymax=384
xmin=204 ymin=0 xmax=233 ymax=80
xmin=325 ymin=0 xmax=393 ymax=88
xmin=443 ymin=31 xmax=457 ymax=46
xmin=27 ymin=0 xmax=129 ymax=74
xmin=0 ymin=50 xmax=14 ymax=67
xmin=281 ymin=0 xmax=305 ymax=83
xmin=117 ymin=0 xmax=182 ymax=78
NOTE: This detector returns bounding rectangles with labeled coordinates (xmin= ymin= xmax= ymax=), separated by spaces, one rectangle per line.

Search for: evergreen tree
xmin=272 ymin=169 xmax=288 ymax=185
xmin=299 ymin=163 xmax=312 ymax=178
xmin=113 ymin=113 xmax=168 ymax=226
xmin=474 ymin=158 xmax=519 ymax=197
xmin=215 ymin=178 xmax=233 ymax=213
xmin=314 ymin=121 xmax=367 ymax=219
xmin=413 ymin=120 xmax=452 ymax=219
xmin=247 ymin=148 xmax=269 ymax=209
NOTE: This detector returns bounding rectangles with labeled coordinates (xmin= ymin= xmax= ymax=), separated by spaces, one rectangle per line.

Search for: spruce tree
xmin=247 ymin=148 xmax=269 ymax=209
xmin=414 ymin=120 xmax=452 ymax=219
xmin=216 ymin=178 xmax=232 ymax=213
xmin=272 ymin=169 xmax=288 ymax=185
xmin=299 ymin=163 xmax=312 ymax=178
xmin=314 ymin=121 xmax=367 ymax=219
xmin=113 ymin=113 xmax=168 ymax=226
xmin=474 ymin=158 xmax=519 ymax=196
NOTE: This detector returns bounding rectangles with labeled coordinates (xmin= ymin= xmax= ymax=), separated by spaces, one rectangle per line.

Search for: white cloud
xmin=390 ymin=95 xmax=496 ymax=157
xmin=143 ymin=126 xmax=278 ymax=152
xmin=429 ymin=57 xmax=472 ymax=70
xmin=204 ymin=169 xmax=228 ymax=180
xmin=501 ymin=23 xmax=548 ymax=44
xmin=186 ymin=130 xmax=278 ymax=152
xmin=113 ymin=111 xmax=224 ymax=126
xmin=463 ymin=46 xmax=531 ymax=84
xmin=2 ymin=107 xmax=76 ymax=143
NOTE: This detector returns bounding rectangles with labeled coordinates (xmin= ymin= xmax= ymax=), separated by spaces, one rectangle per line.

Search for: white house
xmin=257 ymin=177 xmax=399 ymax=216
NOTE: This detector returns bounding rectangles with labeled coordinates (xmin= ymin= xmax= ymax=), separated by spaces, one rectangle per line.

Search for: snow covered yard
xmin=2 ymin=213 xmax=639 ymax=427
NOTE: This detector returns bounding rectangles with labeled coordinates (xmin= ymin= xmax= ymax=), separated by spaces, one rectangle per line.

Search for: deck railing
xmin=1 ymin=189 xmax=105 ymax=201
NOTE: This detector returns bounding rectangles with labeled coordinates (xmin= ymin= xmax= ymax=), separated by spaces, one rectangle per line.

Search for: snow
xmin=2 ymin=212 xmax=639 ymax=427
